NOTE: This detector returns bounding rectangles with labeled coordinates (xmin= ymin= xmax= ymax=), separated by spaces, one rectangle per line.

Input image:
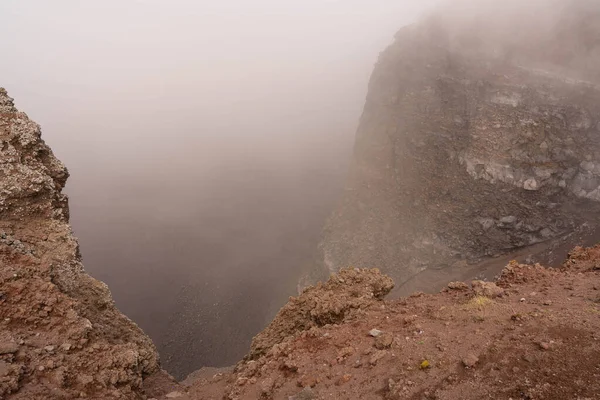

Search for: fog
xmin=0 ymin=0 xmax=436 ymax=378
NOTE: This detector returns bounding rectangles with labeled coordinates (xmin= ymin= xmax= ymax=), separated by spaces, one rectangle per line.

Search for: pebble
xmin=500 ymin=216 xmax=517 ymax=224
xmin=524 ymin=178 xmax=539 ymax=191
xmin=165 ymin=392 xmax=184 ymax=399
xmin=374 ymin=333 xmax=393 ymax=349
xmin=60 ymin=343 xmax=72 ymax=352
xmin=543 ymin=300 xmax=553 ymax=306
xmin=368 ymin=329 xmax=383 ymax=337
xmin=523 ymin=354 xmax=535 ymax=363
xmin=462 ymin=354 xmax=479 ymax=368
xmin=539 ymin=342 xmax=550 ymax=350
xmin=447 ymin=281 xmax=469 ymax=291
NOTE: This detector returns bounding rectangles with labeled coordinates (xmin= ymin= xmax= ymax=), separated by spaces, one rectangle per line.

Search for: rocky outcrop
xmin=246 ymin=268 xmax=393 ymax=360
xmin=319 ymin=0 xmax=600 ymax=290
xmin=0 ymin=88 xmax=160 ymax=399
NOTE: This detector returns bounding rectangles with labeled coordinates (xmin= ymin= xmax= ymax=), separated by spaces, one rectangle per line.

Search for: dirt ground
xmin=144 ymin=244 xmax=600 ymax=400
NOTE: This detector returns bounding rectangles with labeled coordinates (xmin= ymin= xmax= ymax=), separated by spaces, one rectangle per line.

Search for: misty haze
xmin=0 ymin=0 xmax=436 ymax=378
xmin=3 ymin=0 xmax=600 ymax=398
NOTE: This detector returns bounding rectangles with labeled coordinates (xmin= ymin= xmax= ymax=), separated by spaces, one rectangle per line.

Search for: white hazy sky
xmin=0 ymin=0 xmax=436 ymax=168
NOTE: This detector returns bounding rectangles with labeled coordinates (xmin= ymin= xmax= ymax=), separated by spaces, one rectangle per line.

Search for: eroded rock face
xmin=0 ymin=88 xmax=160 ymax=399
xmin=319 ymin=0 xmax=600 ymax=289
xmin=246 ymin=268 xmax=393 ymax=360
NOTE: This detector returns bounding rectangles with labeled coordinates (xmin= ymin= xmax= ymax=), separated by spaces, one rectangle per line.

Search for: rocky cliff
xmin=0 ymin=88 xmax=162 ymax=399
xmin=318 ymin=0 xmax=600 ymax=292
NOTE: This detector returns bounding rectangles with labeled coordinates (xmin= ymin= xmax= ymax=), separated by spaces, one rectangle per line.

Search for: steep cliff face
xmin=0 ymin=88 xmax=160 ymax=399
xmin=319 ymin=0 xmax=600 ymax=291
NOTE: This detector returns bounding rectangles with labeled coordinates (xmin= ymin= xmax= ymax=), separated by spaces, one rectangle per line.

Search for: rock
xmin=316 ymin=4 xmax=600 ymax=304
xmin=0 ymin=342 xmax=19 ymax=354
xmin=374 ymin=333 xmax=394 ymax=349
xmin=524 ymin=178 xmax=539 ymax=191
xmin=543 ymin=300 xmax=553 ymax=306
xmin=248 ymin=268 xmax=394 ymax=360
xmin=0 ymin=88 xmax=160 ymax=399
xmin=368 ymin=329 xmax=383 ymax=337
xmin=539 ymin=342 xmax=550 ymax=350
xmin=581 ymin=161 xmax=595 ymax=172
xmin=447 ymin=281 xmax=469 ymax=291
xmin=523 ymin=354 xmax=536 ymax=363
xmin=369 ymin=350 xmax=388 ymax=365
xmin=260 ymin=377 xmax=275 ymax=395
xmin=540 ymin=228 xmax=553 ymax=238
xmin=60 ymin=343 xmax=72 ymax=352
xmin=462 ymin=354 xmax=479 ymax=368
xmin=471 ymin=281 xmax=504 ymax=298
xmin=289 ymin=387 xmax=316 ymax=400
xmin=500 ymin=216 xmax=518 ymax=225
xmin=165 ymin=392 xmax=184 ymax=399
xmin=479 ymin=218 xmax=495 ymax=231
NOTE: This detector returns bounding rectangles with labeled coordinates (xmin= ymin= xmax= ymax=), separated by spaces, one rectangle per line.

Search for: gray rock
xmin=448 ymin=281 xmax=469 ymax=291
xmin=315 ymin=3 xmax=600 ymax=311
xmin=479 ymin=218 xmax=495 ymax=231
xmin=540 ymin=228 xmax=553 ymax=238
xmin=368 ymin=329 xmax=383 ymax=337
xmin=580 ymin=161 xmax=595 ymax=172
xmin=500 ymin=216 xmax=517 ymax=225
xmin=289 ymin=387 xmax=316 ymax=400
